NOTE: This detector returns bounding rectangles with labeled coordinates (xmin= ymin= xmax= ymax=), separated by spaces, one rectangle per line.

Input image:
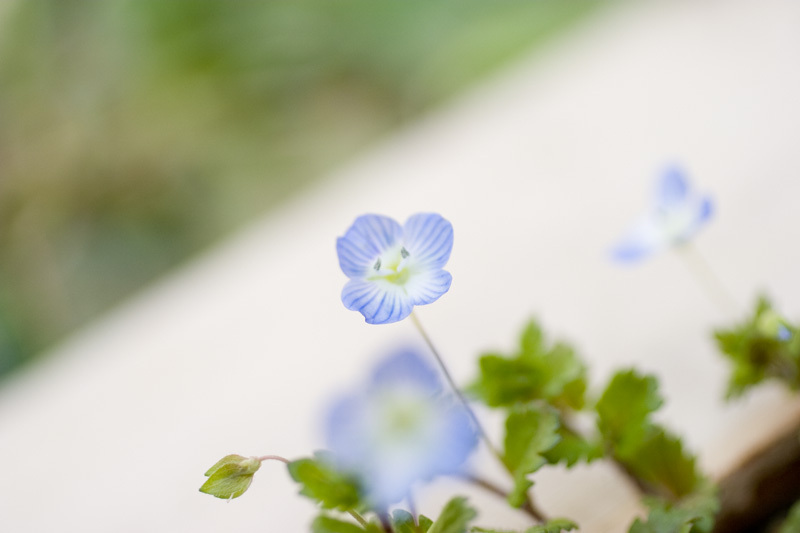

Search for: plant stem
xmin=257 ymin=454 xmax=290 ymax=464
xmin=465 ymin=474 xmax=546 ymax=522
xmin=349 ymin=510 xmax=369 ymax=529
xmin=409 ymin=311 xmax=548 ymax=523
xmin=677 ymin=243 xmax=740 ymax=318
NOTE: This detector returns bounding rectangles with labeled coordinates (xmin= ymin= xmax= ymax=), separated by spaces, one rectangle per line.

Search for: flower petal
xmin=655 ymin=166 xmax=689 ymax=208
xmin=341 ymin=279 xmax=413 ymax=324
xmin=404 ymin=269 xmax=452 ymax=306
xmin=370 ymin=348 xmax=441 ymax=393
xmin=337 ymin=214 xmax=403 ymax=278
xmin=402 ymin=213 xmax=454 ymax=270
xmin=610 ymin=216 xmax=664 ymax=262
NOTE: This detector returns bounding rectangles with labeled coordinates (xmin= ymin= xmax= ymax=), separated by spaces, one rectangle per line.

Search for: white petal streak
xmin=405 ymin=269 xmax=452 ymax=306
xmin=403 ymin=213 xmax=453 ymax=269
xmin=341 ymin=279 xmax=412 ymax=324
xmin=337 ymin=215 xmax=403 ymax=277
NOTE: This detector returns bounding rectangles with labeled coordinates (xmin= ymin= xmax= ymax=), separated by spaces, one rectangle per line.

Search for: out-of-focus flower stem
xmin=677 ymin=243 xmax=740 ymax=317
xmin=410 ymin=311 xmax=548 ymax=523
xmin=465 ymin=474 xmax=545 ymax=521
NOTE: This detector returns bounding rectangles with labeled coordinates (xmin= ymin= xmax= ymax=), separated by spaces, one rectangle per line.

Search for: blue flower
xmin=337 ymin=213 xmax=453 ymax=324
xmin=324 ymin=348 xmax=477 ymax=507
xmin=612 ymin=166 xmax=713 ymax=262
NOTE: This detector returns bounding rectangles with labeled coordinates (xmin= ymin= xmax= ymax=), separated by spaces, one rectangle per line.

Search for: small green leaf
xmin=393 ymin=510 xmax=425 ymax=533
xmin=622 ymin=429 xmax=699 ymax=499
xmin=525 ymin=518 xmax=579 ymax=533
xmin=428 ymin=497 xmax=478 ymax=533
xmin=714 ymin=295 xmax=800 ymax=398
xmin=288 ymin=451 xmax=361 ymax=511
xmin=504 ymin=404 xmax=561 ymax=507
xmin=420 ymin=515 xmax=434 ymax=532
xmin=199 ymin=454 xmax=261 ymax=499
xmin=596 ymin=369 xmax=663 ymax=450
xmin=470 ymin=320 xmax=588 ymax=410
xmin=629 ymin=486 xmax=719 ymax=533
xmin=311 ymin=515 xmax=383 ymax=533
xmin=543 ymin=427 xmax=603 ymax=468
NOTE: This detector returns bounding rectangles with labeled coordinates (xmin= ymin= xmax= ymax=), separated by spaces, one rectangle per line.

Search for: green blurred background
xmin=0 ymin=1 xmax=599 ymax=379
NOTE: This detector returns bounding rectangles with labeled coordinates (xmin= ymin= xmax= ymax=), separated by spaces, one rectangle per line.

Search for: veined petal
xmin=337 ymin=215 xmax=403 ymax=277
xmin=341 ymin=278 xmax=413 ymax=324
xmin=402 ymin=213 xmax=454 ymax=270
xmin=404 ymin=268 xmax=452 ymax=306
xmin=370 ymin=349 xmax=441 ymax=394
xmin=655 ymin=165 xmax=689 ymax=208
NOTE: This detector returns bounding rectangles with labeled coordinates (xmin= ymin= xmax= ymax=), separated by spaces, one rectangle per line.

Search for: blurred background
xmin=0 ymin=0 xmax=599 ymax=380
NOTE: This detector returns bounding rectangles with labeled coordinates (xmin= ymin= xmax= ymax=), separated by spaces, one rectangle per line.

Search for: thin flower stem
xmin=256 ymin=455 xmax=290 ymax=464
xmin=409 ymin=311 xmax=548 ymax=524
xmin=464 ymin=474 xmax=545 ymax=522
xmin=677 ymin=243 xmax=740 ymax=317
xmin=349 ymin=510 xmax=370 ymax=529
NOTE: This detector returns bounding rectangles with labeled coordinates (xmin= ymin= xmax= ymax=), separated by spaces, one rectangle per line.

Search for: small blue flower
xmin=612 ymin=166 xmax=713 ymax=262
xmin=337 ymin=213 xmax=453 ymax=324
xmin=325 ymin=348 xmax=477 ymax=507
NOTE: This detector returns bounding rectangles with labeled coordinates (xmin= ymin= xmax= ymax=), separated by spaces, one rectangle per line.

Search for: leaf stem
xmin=465 ymin=474 xmax=546 ymax=522
xmin=349 ymin=510 xmax=369 ymax=529
xmin=257 ymin=455 xmax=290 ymax=464
xmin=409 ymin=311 xmax=548 ymax=523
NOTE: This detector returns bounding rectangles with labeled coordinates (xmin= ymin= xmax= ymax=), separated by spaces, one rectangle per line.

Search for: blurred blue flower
xmin=612 ymin=166 xmax=713 ymax=262
xmin=337 ymin=214 xmax=453 ymax=324
xmin=325 ymin=348 xmax=477 ymax=507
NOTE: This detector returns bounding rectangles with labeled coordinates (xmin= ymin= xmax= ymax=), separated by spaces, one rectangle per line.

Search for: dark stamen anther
xmin=374 ymin=258 xmax=381 ymax=271
xmin=400 ymin=247 xmax=410 ymax=259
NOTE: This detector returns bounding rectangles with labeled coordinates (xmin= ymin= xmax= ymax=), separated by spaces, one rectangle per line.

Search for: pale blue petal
xmin=695 ymin=196 xmax=714 ymax=225
xmin=656 ymin=166 xmax=689 ymax=208
xmin=404 ymin=269 xmax=452 ymax=305
xmin=778 ymin=325 xmax=792 ymax=341
xmin=611 ymin=217 xmax=664 ymax=262
xmin=434 ymin=404 xmax=478 ymax=474
xmin=341 ymin=279 xmax=413 ymax=324
xmin=337 ymin=215 xmax=403 ymax=277
xmin=370 ymin=348 xmax=441 ymax=393
xmin=325 ymin=393 xmax=368 ymax=468
xmin=402 ymin=213 xmax=454 ymax=269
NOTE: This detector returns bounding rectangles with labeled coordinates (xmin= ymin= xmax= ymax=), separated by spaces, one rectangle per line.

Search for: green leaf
xmin=525 ymin=518 xmax=579 ymax=533
xmin=596 ymin=369 xmax=663 ymax=451
xmin=623 ymin=429 xmax=699 ymax=499
xmin=394 ymin=510 xmax=426 ymax=533
xmin=470 ymin=320 xmax=588 ymax=410
xmin=713 ymin=295 xmax=800 ymax=398
xmin=428 ymin=497 xmax=478 ymax=533
xmin=199 ymin=454 xmax=261 ymax=499
xmin=504 ymin=404 xmax=561 ymax=507
xmin=311 ymin=515 xmax=383 ymax=533
xmin=420 ymin=515 xmax=434 ymax=532
xmin=543 ymin=427 xmax=603 ymax=467
xmin=629 ymin=486 xmax=719 ymax=533
xmin=288 ymin=451 xmax=361 ymax=511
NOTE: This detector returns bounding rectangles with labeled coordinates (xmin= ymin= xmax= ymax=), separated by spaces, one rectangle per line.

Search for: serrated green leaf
xmin=714 ymin=295 xmax=800 ymax=398
xmin=470 ymin=320 xmax=587 ymax=411
xmin=596 ymin=369 xmax=663 ymax=449
xmin=428 ymin=497 xmax=478 ymax=533
xmin=199 ymin=454 xmax=260 ymax=499
xmin=623 ymin=429 xmax=699 ymax=499
xmin=504 ymin=404 xmax=561 ymax=507
xmin=543 ymin=427 xmax=603 ymax=468
xmin=525 ymin=518 xmax=579 ymax=533
xmin=629 ymin=486 xmax=718 ymax=533
xmin=288 ymin=452 xmax=361 ymax=511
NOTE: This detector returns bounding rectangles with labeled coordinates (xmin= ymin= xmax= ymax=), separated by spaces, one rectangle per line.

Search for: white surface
xmin=2 ymin=0 xmax=800 ymax=531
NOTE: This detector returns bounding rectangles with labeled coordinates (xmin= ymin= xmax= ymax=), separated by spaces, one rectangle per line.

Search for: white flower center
xmin=368 ymin=244 xmax=412 ymax=285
